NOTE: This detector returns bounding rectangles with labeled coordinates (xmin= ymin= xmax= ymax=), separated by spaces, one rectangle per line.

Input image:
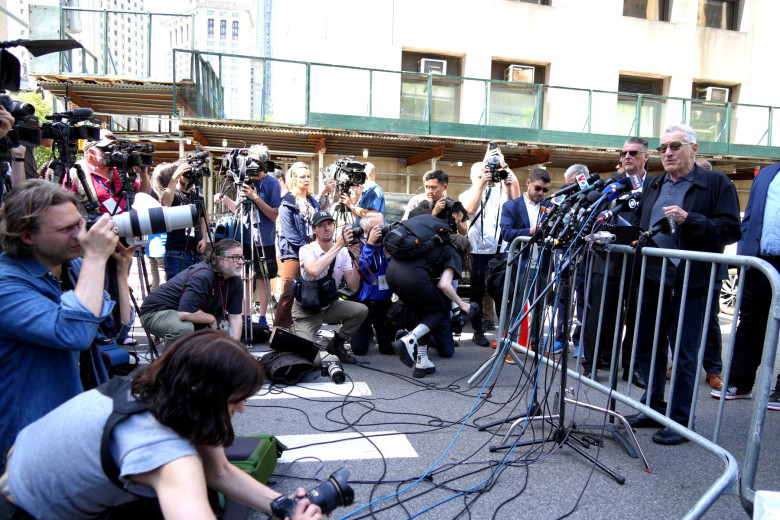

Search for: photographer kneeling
xmin=139 ymin=239 xmax=244 ymax=350
xmin=291 ymin=211 xmax=368 ymax=364
xmin=0 ymin=330 xmax=323 ymax=520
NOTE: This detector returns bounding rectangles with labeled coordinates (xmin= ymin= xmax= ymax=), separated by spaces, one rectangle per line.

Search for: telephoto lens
xmin=271 ymin=468 xmax=355 ymax=519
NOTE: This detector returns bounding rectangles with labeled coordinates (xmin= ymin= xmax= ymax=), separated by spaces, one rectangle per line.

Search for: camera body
xmin=184 ymin=150 xmax=211 ymax=189
xmin=485 ymin=155 xmax=508 ymax=183
xmin=223 ymin=146 xmax=276 ymax=184
xmin=102 ymin=139 xmax=155 ymax=169
xmin=332 ymin=157 xmax=366 ymax=194
xmin=270 ymin=468 xmax=354 ymax=519
xmin=0 ymin=94 xmax=40 ymax=148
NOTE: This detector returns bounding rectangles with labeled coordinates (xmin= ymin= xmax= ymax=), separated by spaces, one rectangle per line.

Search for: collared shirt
xmin=523 ymin=193 xmax=542 ymax=267
xmin=298 ymin=242 xmax=353 ymax=285
xmin=650 ymin=170 xmax=695 ymax=254
xmin=0 ymin=254 xmax=115 ymax=457
xmin=760 ymin=172 xmax=780 ymax=255
xmin=459 ymin=183 xmax=508 ymax=254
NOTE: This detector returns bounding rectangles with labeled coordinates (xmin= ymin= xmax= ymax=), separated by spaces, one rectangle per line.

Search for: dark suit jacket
xmin=738 ymin=161 xmax=780 ymax=258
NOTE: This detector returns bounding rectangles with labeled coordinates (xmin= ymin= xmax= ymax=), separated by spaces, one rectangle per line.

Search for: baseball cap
xmin=83 ymin=128 xmax=117 ymax=152
xmin=310 ymin=210 xmax=335 ymax=227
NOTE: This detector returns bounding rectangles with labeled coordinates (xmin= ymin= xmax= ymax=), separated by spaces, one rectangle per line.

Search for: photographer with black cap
xmin=158 ymin=160 xmax=209 ymax=279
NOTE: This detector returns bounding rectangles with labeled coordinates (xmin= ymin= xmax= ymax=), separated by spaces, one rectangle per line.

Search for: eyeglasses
xmin=619 ymin=150 xmax=641 ymax=157
xmin=658 ymin=141 xmax=690 ymax=153
xmin=224 ymin=255 xmax=245 ymax=262
xmin=532 ymin=185 xmax=549 ymax=193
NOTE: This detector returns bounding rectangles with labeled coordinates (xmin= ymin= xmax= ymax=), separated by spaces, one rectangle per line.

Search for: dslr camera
xmin=183 ymin=150 xmax=211 ymax=190
xmin=485 ymin=155 xmax=508 ymax=183
xmin=331 ymin=157 xmax=366 ymax=194
xmin=346 ymin=223 xmax=394 ymax=244
xmin=270 ymin=468 xmax=354 ymax=519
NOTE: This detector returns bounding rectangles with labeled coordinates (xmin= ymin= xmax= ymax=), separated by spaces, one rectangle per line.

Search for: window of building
xmin=400 ymin=51 xmax=462 ymax=123
xmin=207 ymin=10 xmax=214 ymax=15
xmin=697 ymin=0 xmax=738 ymax=30
xmin=488 ymin=60 xmax=546 ymax=128
xmin=623 ymin=0 xmax=670 ymax=21
xmin=220 ymin=20 xmax=226 ymax=39
xmin=233 ymin=12 xmax=240 ymax=18
xmin=207 ymin=18 xmax=214 ymax=38
xmin=513 ymin=0 xmax=551 ymax=4
xmin=690 ymin=81 xmax=736 ymax=142
xmin=232 ymin=21 xmax=239 ymax=40
xmin=617 ymin=75 xmax=665 ymax=136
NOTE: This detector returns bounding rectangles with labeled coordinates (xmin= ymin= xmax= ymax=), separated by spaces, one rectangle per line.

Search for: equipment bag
xmin=383 ymin=214 xmax=451 ymax=260
xmin=486 ymin=255 xmax=508 ymax=304
xmin=259 ymin=350 xmax=318 ymax=385
xmin=290 ymin=258 xmax=338 ymax=312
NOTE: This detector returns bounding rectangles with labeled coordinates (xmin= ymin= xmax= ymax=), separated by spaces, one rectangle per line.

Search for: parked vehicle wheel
xmin=719 ymin=268 xmax=739 ymax=315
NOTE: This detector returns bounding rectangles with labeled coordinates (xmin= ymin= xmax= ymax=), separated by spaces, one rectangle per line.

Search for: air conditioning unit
xmin=504 ymin=64 xmax=535 ymax=83
xmin=696 ymin=86 xmax=730 ymax=102
xmin=419 ymin=58 xmax=447 ymax=75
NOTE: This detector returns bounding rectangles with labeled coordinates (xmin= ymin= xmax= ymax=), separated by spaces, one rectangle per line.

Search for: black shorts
xmin=242 ymin=243 xmax=278 ymax=279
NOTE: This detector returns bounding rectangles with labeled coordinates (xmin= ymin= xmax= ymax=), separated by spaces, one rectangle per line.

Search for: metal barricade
xmin=482 ymin=236 xmax=780 ymax=519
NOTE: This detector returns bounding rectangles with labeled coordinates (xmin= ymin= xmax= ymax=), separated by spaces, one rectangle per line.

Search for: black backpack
xmin=383 ymin=214 xmax=451 ymax=260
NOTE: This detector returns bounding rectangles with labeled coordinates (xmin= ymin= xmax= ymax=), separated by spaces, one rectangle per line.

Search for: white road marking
xmin=276 ymin=431 xmax=418 ymax=462
xmin=249 ymin=381 xmax=372 ymax=399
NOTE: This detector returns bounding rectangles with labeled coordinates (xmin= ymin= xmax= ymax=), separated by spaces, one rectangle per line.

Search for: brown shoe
xmin=707 ymin=373 xmax=724 ymax=390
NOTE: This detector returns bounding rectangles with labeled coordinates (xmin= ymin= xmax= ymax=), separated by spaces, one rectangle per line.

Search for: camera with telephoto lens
xmin=0 ymin=94 xmax=40 ymax=149
xmin=485 ymin=155 xmax=508 ymax=183
xmin=331 ymin=157 xmax=366 ymax=195
xmin=84 ymin=204 xmax=198 ymax=237
xmin=183 ymin=150 xmax=211 ymax=189
xmin=102 ymin=139 xmax=155 ymax=169
xmin=321 ymin=361 xmax=346 ymax=384
xmin=270 ymin=468 xmax=354 ymax=519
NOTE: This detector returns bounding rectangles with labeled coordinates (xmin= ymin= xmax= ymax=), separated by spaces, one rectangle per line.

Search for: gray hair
xmin=563 ymin=164 xmax=589 ymax=184
xmin=624 ymin=137 xmax=649 ymax=153
xmin=663 ymin=123 xmax=698 ymax=144
xmin=360 ymin=211 xmax=384 ymax=231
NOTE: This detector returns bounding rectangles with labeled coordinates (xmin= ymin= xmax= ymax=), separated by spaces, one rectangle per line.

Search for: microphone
xmin=547 ymin=172 xmax=600 ymax=199
xmin=598 ymin=192 xmax=642 ymax=222
xmin=247 ymin=144 xmax=270 ymax=165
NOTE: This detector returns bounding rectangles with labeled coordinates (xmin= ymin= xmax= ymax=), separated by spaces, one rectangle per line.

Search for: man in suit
xmin=499 ymin=168 xmax=552 ymax=349
xmin=711 ymin=160 xmax=780 ymax=410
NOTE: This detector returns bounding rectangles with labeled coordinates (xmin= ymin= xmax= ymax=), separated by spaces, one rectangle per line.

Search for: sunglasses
xmin=224 ymin=255 xmax=245 ymax=262
xmin=532 ymin=185 xmax=549 ymax=193
xmin=619 ymin=150 xmax=641 ymax=157
xmin=658 ymin=141 xmax=690 ymax=153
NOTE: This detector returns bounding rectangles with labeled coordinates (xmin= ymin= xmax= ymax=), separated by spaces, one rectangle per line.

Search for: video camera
xmin=102 ymin=139 xmax=155 ymax=170
xmin=0 ymin=94 xmax=39 ymax=148
xmin=183 ymin=150 xmax=211 ymax=190
xmin=331 ymin=157 xmax=366 ymax=194
xmin=222 ymin=145 xmax=276 ymax=185
xmin=270 ymin=468 xmax=354 ymax=519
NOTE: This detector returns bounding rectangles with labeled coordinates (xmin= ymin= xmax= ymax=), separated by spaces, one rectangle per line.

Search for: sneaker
xmin=551 ymin=341 xmax=565 ymax=354
xmin=392 ymin=335 xmax=417 ymax=368
xmin=413 ymin=355 xmax=436 ymax=378
xmin=711 ymin=386 xmax=753 ymax=400
xmin=572 ymin=344 xmax=581 ymax=357
xmin=472 ymin=330 xmax=490 ymax=347
xmin=257 ymin=316 xmax=268 ymax=327
xmin=768 ymin=390 xmax=780 ymax=411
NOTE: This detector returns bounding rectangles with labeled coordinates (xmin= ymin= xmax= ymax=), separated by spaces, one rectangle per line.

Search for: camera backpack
xmin=383 ymin=214 xmax=451 ymax=260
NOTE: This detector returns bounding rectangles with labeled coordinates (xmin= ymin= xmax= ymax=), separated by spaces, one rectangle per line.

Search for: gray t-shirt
xmin=9 ymin=388 xmax=196 ymax=519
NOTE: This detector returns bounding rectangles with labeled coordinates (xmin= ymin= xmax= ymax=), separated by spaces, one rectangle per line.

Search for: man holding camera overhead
xmin=459 ymin=144 xmax=521 ymax=346
xmin=159 ymin=160 xmax=209 ymax=279
xmin=67 ymin=128 xmax=151 ymax=215
xmin=291 ymin=210 xmax=368 ymax=365
xmin=338 ymin=162 xmax=385 ymax=226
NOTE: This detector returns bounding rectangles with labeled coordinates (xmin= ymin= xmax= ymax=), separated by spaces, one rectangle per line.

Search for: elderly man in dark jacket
xmin=627 ymin=124 xmax=742 ymax=445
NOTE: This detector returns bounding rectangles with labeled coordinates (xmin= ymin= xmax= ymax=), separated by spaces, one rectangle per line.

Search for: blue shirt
xmin=0 ymin=254 xmax=115 ymax=456
xmin=357 ymin=242 xmax=392 ymax=302
xmin=356 ymin=183 xmax=385 ymax=226
xmin=760 ymin=172 xmax=780 ymax=255
xmin=236 ymin=175 xmax=282 ymax=246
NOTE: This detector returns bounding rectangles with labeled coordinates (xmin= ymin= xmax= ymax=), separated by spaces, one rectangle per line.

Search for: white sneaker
xmin=392 ymin=335 xmax=417 ymax=368
xmin=413 ymin=355 xmax=436 ymax=378
xmin=711 ymin=386 xmax=753 ymax=400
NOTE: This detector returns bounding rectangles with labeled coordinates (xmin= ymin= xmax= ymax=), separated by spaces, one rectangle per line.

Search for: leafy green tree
xmin=12 ymin=90 xmax=54 ymax=169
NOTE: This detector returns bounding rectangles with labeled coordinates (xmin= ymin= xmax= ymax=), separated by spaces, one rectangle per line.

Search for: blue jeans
xmin=636 ymin=281 xmax=707 ymax=425
xmin=164 ymin=250 xmax=203 ymax=280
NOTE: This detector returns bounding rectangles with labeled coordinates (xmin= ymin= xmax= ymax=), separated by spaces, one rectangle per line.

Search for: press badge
xmin=378 ymin=275 xmax=389 ymax=291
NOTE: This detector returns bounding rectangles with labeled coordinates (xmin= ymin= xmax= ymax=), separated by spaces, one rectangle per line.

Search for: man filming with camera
xmin=291 ymin=210 xmax=368 ymax=365
xmin=159 ymin=160 xmax=209 ymax=279
xmin=459 ymin=144 xmax=521 ymax=346
xmin=66 ymin=128 xmax=151 ymax=215
xmin=0 ymin=180 xmax=135 ymax=465
xmin=337 ymin=162 xmax=385 ymax=225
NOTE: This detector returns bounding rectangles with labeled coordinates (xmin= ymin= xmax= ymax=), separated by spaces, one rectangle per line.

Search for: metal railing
xmin=476 ymin=237 xmax=779 ymax=518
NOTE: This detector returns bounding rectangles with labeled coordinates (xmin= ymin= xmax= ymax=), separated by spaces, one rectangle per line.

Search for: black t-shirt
xmin=165 ymin=190 xmax=202 ymax=252
xmin=140 ymin=262 xmax=243 ymax=317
